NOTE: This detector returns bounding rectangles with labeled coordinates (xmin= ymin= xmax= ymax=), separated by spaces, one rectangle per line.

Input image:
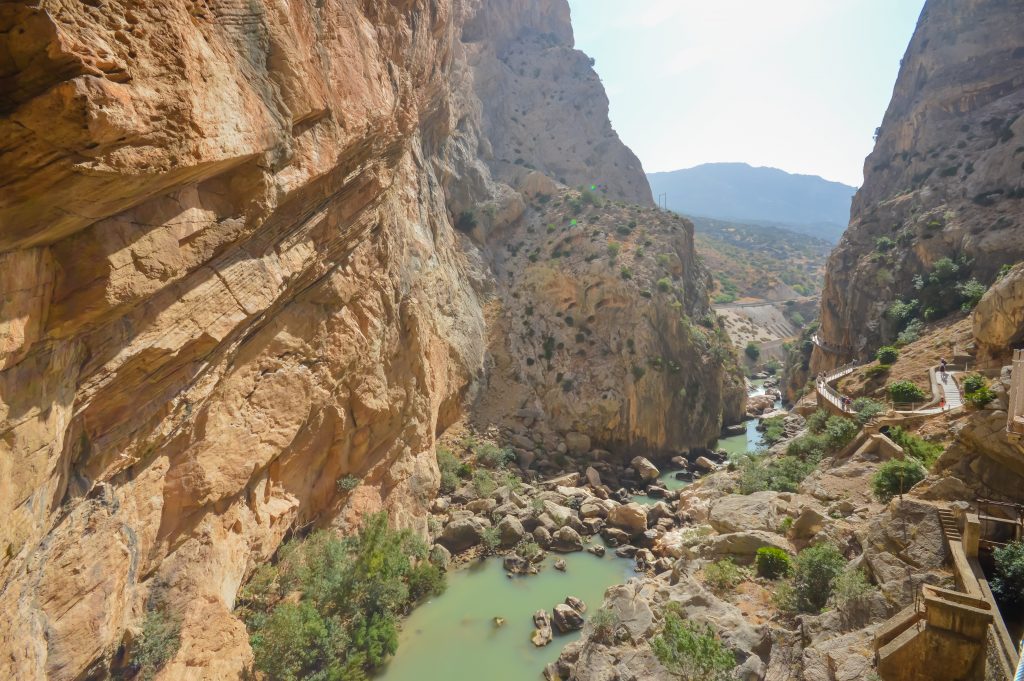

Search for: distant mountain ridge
xmin=647 ymin=162 xmax=857 ymax=243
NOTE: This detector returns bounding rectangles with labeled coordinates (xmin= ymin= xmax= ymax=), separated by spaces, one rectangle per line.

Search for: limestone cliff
xmin=0 ymin=1 xmax=718 ymax=678
xmin=813 ymin=0 xmax=1024 ymax=370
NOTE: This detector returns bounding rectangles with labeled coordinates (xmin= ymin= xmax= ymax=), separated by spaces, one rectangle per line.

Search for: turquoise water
xmin=715 ymin=380 xmax=782 ymax=461
xmin=377 ymin=544 xmax=634 ymax=681
xmin=631 ymin=469 xmax=692 ymax=505
xmin=379 ymin=381 xmax=778 ymax=680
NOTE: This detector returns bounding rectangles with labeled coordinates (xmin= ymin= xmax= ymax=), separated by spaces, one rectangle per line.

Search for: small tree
xmin=888 ymin=380 xmax=926 ymax=403
xmin=876 ymin=346 xmax=899 ymax=364
xmin=991 ymin=540 xmax=1024 ymax=610
xmin=135 ymin=609 xmax=181 ymax=681
xmin=851 ymin=397 xmax=886 ymax=425
xmin=651 ymin=605 xmax=735 ymax=680
xmin=755 ymin=547 xmax=793 ymax=579
xmin=745 ymin=342 xmax=761 ymax=362
xmin=703 ymin=559 xmax=743 ymax=592
xmin=871 ymin=458 xmax=926 ymax=502
xmin=792 ymin=543 xmax=847 ymax=613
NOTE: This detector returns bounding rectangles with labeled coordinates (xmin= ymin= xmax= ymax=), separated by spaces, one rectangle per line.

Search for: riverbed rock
xmin=429 ymin=544 xmax=451 ymax=571
xmin=694 ymin=456 xmax=719 ymax=473
xmin=439 ymin=518 xmax=485 ymax=553
xmin=497 ymin=515 xmax=526 ymax=547
xmin=586 ymin=543 xmax=606 ymax=557
xmin=722 ymin=423 xmax=747 ymax=437
xmin=533 ymin=526 xmax=552 ymax=548
xmin=607 ymin=502 xmax=648 ymax=536
xmin=551 ymin=526 xmax=584 ymax=552
xmin=554 ymin=559 xmax=566 ymax=571
xmin=552 ymin=604 xmax=585 ymax=633
xmin=531 ymin=610 xmax=553 ymax=647
xmin=565 ymin=596 xmax=587 ymax=614
xmin=631 ymin=456 xmax=660 ymax=482
xmin=466 ymin=498 xmax=497 ymax=514
xmin=585 ymin=466 xmax=603 ymax=489
xmin=790 ymin=506 xmax=827 ymax=540
xmin=601 ymin=527 xmax=630 ymax=547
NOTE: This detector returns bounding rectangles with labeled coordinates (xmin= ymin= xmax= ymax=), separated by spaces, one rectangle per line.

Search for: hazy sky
xmin=566 ymin=1 xmax=926 ymax=187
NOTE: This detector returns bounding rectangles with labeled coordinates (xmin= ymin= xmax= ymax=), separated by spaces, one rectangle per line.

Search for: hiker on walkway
xmin=940 ymin=357 xmax=948 ymax=377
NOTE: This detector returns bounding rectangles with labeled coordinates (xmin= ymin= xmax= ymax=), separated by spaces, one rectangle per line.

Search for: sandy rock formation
xmin=813 ymin=0 xmax=1024 ymax=370
xmin=0 ymin=0 xmax=688 ymax=677
xmin=973 ymin=261 xmax=1024 ymax=359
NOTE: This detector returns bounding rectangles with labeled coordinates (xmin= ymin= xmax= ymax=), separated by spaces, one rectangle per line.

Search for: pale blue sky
xmin=566 ymin=1 xmax=926 ymax=186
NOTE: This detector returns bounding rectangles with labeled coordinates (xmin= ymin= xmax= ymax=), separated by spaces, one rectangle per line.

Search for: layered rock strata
xmin=0 ymin=1 xmax=720 ymax=678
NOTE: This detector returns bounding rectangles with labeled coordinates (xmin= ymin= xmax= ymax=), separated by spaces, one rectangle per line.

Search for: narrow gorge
xmin=3 ymin=1 xmax=1024 ymax=681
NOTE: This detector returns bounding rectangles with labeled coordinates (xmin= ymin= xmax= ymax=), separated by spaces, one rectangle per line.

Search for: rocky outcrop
xmin=974 ymin=261 xmax=1024 ymax=359
xmin=0 ymin=1 xmax=689 ymax=678
xmin=813 ymin=0 xmax=1024 ymax=369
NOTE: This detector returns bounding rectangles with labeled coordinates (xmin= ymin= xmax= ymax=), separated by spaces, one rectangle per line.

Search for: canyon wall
xmin=813 ymin=0 xmax=1024 ymax=370
xmin=0 ymin=1 xmax=723 ymax=678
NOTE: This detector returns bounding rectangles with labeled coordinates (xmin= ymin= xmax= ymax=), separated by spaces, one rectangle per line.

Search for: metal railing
xmin=815 ymin=361 xmax=858 ymax=413
xmin=811 ymin=334 xmax=854 ymax=356
xmin=1010 ymin=350 xmax=1024 ymax=438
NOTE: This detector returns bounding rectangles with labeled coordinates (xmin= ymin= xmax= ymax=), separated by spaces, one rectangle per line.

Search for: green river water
xmin=377 ymin=383 xmax=777 ymax=681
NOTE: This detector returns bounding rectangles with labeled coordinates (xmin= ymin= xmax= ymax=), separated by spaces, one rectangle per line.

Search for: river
xmin=377 ymin=379 xmax=777 ymax=681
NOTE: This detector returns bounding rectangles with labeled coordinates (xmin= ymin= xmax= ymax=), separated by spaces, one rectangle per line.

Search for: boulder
xmin=586 ymin=543 xmax=606 ymax=557
xmin=466 ymin=498 xmax=497 ymax=514
xmin=790 ymin=507 xmax=827 ymax=540
xmin=438 ymin=518 xmax=485 ymax=552
xmin=551 ymin=526 xmax=584 ymax=552
xmin=503 ymin=555 xmax=534 ymax=575
xmin=601 ymin=527 xmax=630 ymax=547
xmin=647 ymin=501 xmax=674 ymax=523
xmin=554 ymin=558 xmax=566 ymax=571
xmin=543 ymin=501 xmax=577 ymax=528
xmin=430 ymin=498 xmax=450 ymax=513
xmin=534 ymin=526 xmax=552 ymax=548
xmin=911 ymin=475 xmax=972 ymax=501
xmin=552 ymin=604 xmax=585 ymax=633
xmin=565 ymin=595 xmax=587 ymax=614
xmin=531 ymin=610 xmax=553 ymax=647
xmin=429 ymin=544 xmax=451 ymax=570
xmin=543 ymin=472 xmax=580 ymax=489
xmin=607 ymin=502 xmax=648 ymax=535
xmin=580 ymin=499 xmax=615 ymax=519
xmin=722 ymin=423 xmax=747 ymax=437
xmin=631 ymin=456 xmax=660 ymax=482
xmin=708 ymin=492 xmax=787 ymax=534
xmin=585 ymin=466 xmax=603 ymax=488
xmin=701 ymin=531 xmax=793 ymax=564
xmin=694 ymin=456 xmax=718 ymax=473
xmin=564 ymin=432 xmax=591 ymax=455
xmin=497 ymin=515 xmax=526 ymax=547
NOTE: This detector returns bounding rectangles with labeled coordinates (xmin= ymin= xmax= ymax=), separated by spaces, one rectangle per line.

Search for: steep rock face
xmin=0 ymin=1 xmax=700 ymax=678
xmin=974 ymin=261 xmax=1024 ymax=359
xmin=474 ymin=188 xmax=745 ymax=455
xmin=813 ymin=0 xmax=1024 ymax=370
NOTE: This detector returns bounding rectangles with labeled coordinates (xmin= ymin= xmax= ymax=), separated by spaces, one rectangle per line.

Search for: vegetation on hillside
xmin=237 ymin=513 xmax=446 ymax=680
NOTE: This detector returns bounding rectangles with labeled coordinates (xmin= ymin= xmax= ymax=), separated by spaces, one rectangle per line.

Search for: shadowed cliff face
xmin=813 ymin=0 xmax=1024 ymax=371
xmin=0 ymin=1 xmax=719 ymax=677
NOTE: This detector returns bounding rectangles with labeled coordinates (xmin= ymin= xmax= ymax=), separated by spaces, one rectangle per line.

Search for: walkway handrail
xmin=815 ymin=361 xmax=858 ymax=413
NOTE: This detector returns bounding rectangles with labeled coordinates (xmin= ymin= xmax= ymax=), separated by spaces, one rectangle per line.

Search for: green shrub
xmin=620 ymin=266 xmax=633 ymax=279
xmin=876 ymin=346 xmax=899 ymax=364
xmin=956 ymin=278 xmax=987 ymax=311
xmin=744 ymin=342 xmax=761 ymax=361
xmin=888 ymin=380 xmax=926 ymax=403
xmin=991 ymin=540 xmax=1024 ymax=610
xmin=785 ymin=432 xmax=828 ymax=460
xmin=851 ymin=398 xmax=886 ymax=425
xmin=480 ymin=526 xmax=501 ymax=555
xmin=864 ymin=364 xmax=890 ymax=379
xmin=336 ymin=475 xmax=360 ymax=493
xmin=962 ymin=373 xmax=987 ymax=394
xmin=896 ymin=319 xmax=923 ymax=345
xmin=831 ymin=568 xmax=875 ymax=611
xmin=516 ymin=541 xmax=541 ymax=559
xmin=607 ymin=242 xmax=621 ymax=258
xmin=886 ymin=426 xmax=943 ymax=467
xmin=823 ymin=416 xmax=858 ymax=451
xmin=738 ymin=455 xmax=816 ymax=494
xmin=962 ymin=373 xmax=995 ymax=407
xmin=436 ymin=448 xmax=461 ymax=494
xmin=651 ymin=605 xmax=735 ymax=680
xmin=406 ymin=561 xmax=446 ymax=603
xmin=703 ymin=559 xmax=743 ymax=592
xmin=871 ymin=458 xmax=926 ymax=502
xmin=792 ymin=543 xmax=847 ymax=613
xmin=755 ymin=547 xmax=793 ymax=579
xmin=657 ymin=277 xmax=672 ymax=292
xmin=805 ymin=409 xmax=829 ymax=434
xmin=590 ymin=607 xmax=621 ymax=644
xmin=472 ymin=469 xmax=498 ymax=497
xmin=243 ymin=513 xmax=437 ymax=679
xmin=135 ymin=609 xmax=181 ymax=681
xmin=760 ymin=416 xmax=786 ymax=446
xmin=474 ymin=443 xmax=514 ymax=469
